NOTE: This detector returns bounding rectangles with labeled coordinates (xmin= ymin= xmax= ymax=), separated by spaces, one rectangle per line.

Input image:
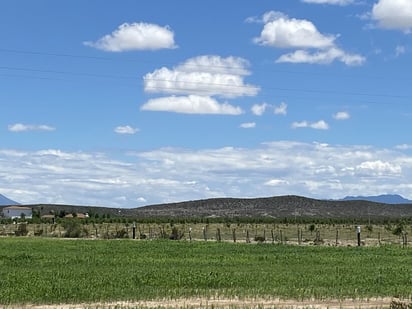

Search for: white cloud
xmin=396 ymin=144 xmax=412 ymax=150
xmin=144 ymin=55 xmax=259 ymax=98
xmin=265 ymin=179 xmax=289 ymax=186
xmin=251 ymin=103 xmax=270 ymax=116
xmin=253 ymin=11 xmax=365 ymax=66
xmin=114 ymin=126 xmax=139 ymax=134
xmin=292 ymin=120 xmax=329 ymax=130
xmin=2 ymin=142 xmax=412 ymax=206
xmin=302 ymin=0 xmax=354 ymax=5
xmin=84 ymin=22 xmax=176 ymax=52
xmin=276 ymin=48 xmax=365 ymax=66
xmin=372 ymin=0 xmax=412 ymax=32
xmin=240 ymin=122 xmax=256 ymax=129
xmin=141 ymin=95 xmax=243 ymax=115
xmin=253 ymin=12 xmax=335 ymax=49
xmin=274 ymin=102 xmax=287 ymax=115
xmin=8 ymin=123 xmax=55 ymax=132
xmin=395 ymin=45 xmax=406 ymax=57
xmin=356 ymin=160 xmax=402 ymax=176
xmin=333 ymin=111 xmax=350 ymax=120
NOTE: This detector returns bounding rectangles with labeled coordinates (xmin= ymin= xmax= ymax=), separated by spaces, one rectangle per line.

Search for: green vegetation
xmin=0 ymin=238 xmax=411 ymax=305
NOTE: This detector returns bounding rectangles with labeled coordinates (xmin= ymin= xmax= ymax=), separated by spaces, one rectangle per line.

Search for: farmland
xmin=0 ymin=238 xmax=411 ymax=307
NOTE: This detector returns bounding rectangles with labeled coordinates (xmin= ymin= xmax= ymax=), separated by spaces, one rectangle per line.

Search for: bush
xmin=62 ymin=221 xmax=88 ymax=238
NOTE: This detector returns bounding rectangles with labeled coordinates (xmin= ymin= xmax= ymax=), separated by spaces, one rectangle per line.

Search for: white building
xmin=2 ymin=206 xmax=32 ymax=219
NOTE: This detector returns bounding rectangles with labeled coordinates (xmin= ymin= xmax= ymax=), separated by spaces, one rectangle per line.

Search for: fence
xmin=0 ymin=222 xmax=410 ymax=247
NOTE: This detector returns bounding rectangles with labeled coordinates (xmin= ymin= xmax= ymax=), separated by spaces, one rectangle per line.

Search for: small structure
xmin=2 ymin=206 xmax=32 ymax=219
xmin=64 ymin=213 xmax=89 ymax=219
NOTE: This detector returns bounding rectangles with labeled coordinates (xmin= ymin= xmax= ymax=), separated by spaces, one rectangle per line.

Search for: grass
xmin=0 ymin=238 xmax=411 ymax=305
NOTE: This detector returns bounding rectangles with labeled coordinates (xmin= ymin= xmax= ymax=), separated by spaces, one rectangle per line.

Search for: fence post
xmin=356 ymin=226 xmax=361 ymax=246
xmin=271 ymin=229 xmax=275 ymax=244
xmin=189 ymin=227 xmax=192 ymax=241
xmin=280 ymin=230 xmax=283 ymax=244
xmin=335 ymin=229 xmax=339 ymax=246
xmin=246 ymin=230 xmax=250 ymax=243
xmin=232 ymin=228 xmax=236 ymax=243
xmin=203 ymin=226 xmax=207 ymax=241
xmin=216 ymin=228 xmax=221 ymax=242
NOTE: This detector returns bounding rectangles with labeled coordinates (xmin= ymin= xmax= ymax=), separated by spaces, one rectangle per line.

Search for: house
xmin=64 ymin=213 xmax=89 ymax=219
xmin=2 ymin=206 xmax=32 ymax=219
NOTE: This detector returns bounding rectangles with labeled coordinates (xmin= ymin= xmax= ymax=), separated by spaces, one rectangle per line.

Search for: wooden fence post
xmin=232 ymin=228 xmax=236 ymax=243
xmin=203 ymin=226 xmax=207 ymax=241
xmin=335 ymin=229 xmax=339 ymax=246
xmin=271 ymin=229 xmax=275 ymax=244
xmin=246 ymin=230 xmax=250 ymax=243
xmin=216 ymin=228 xmax=221 ymax=242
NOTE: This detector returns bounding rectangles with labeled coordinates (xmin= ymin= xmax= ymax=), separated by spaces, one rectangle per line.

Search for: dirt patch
xmin=9 ymin=297 xmax=403 ymax=308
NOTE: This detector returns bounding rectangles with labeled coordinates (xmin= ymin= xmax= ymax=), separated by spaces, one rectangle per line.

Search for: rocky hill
xmin=2 ymin=195 xmax=412 ymax=220
xmin=129 ymin=195 xmax=412 ymax=220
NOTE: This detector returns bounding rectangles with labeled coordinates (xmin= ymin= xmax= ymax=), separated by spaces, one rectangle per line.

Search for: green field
xmin=0 ymin=238 xmax=411 ymax=306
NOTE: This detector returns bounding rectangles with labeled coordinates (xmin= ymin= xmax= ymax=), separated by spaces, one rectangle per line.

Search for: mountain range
xmin=0 ymin=194 xmax=19 ymax=205
xmin=341 ymin=194 xmax=412 ymax=204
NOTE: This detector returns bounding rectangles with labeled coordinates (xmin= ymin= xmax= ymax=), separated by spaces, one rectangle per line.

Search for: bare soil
xmin=9 ymin=297 xmax=404 ymax=309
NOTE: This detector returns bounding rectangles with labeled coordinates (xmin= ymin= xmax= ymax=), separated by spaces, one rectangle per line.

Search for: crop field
xmin=0 ymin=238 xmax=411 ymax=307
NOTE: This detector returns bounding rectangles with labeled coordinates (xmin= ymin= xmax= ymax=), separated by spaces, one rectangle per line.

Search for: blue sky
xmin=1 ymin=0 xmax=412 ymax=207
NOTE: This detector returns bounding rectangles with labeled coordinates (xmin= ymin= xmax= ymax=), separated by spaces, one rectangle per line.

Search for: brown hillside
xmin=3 ymin=195 xmax=412 ymax=220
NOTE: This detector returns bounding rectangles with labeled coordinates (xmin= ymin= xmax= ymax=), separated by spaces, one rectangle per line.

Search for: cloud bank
xmin=2 ymin=142 xmax=412 ymax=207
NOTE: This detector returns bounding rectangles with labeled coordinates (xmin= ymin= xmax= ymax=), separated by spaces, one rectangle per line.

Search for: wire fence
xmin=0 ymin=222 xmax=410 ymax=247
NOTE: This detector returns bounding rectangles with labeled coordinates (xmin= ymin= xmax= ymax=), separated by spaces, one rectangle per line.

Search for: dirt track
xmin=10 ymin=297 xmax=405 ymax=308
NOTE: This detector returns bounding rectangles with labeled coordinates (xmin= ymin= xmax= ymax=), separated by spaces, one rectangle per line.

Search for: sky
xmin=1 ymin=0 xmax=412 ymax=208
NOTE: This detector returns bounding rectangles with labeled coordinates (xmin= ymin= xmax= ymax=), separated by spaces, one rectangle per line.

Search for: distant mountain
xmin=7 ymin=195 xmax=412 ymax=220
xmin=0 ymin=194 xmax=19 ymax=205
xmin=342 ymin=194 xmax=412 ymax=204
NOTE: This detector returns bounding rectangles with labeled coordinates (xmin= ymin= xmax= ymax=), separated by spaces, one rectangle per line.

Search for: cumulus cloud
xmin=274 ymin=102 xmax=287 ymax=115
xmin=292 ymin=120 xmax=329 ymax=130
xmin=240 ymin=122 xmax=256 ymax=129
xmin=8 ymin=123 xmax=55 ymax=132
xmin=371 ymin=0 xmax=412 ymax=32
xmin=333 ymin=111 xmax=350 ymax=120
xmin=142 ymin=55 xmax=259 ymax=115
xmin=2 ymin=142 xmax=412 ymax=206
xmin=141 ymin=95 xmax=243 ymax=115
xmin=84 ymin=22 xmax=176 ymax=51
xmin=251 ymin=102 xmax=287 ymax=115
xmin=395 ymin=45 xmax=406 ymax=57
xmin=276 ymin=48 xmax=365 ymax=66
xmin=253 ymin=12 xmax=335 ymax=49
xmin=251 ymin=103 xmax=270 ymax=116
xmin=302 ymin=0 xmax=354 ymax=5
xmin=114 ymin=126 xmax=139 ymax=134
xmin=355 ymin=160 xmax=402 ymax=176
xmin=253 ymin=11 xmax=365 ymax=66
xmin=143 ymin=55 xmax=259 ymax=98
